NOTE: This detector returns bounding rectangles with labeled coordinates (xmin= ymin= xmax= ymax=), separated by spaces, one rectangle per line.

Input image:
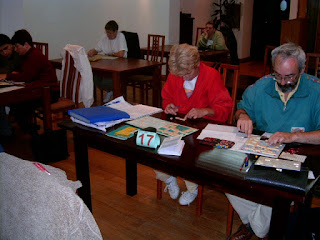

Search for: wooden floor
xmin=2 ymin=60 xmax=319 ymax=240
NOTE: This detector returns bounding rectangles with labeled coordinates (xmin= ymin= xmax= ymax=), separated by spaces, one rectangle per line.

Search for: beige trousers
xmin=226 ymin=194 xmax=272 ymax=238
xmin=154 ymin=170 xmax=198 ymax=193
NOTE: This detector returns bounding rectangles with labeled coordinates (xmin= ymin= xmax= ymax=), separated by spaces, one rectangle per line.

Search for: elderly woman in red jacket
xmin=155 ymin=43 xmax=233 ymax=205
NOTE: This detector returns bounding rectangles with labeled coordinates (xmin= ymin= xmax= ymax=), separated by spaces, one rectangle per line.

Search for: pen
xmin=245 ymin=154 xmax=250 ymax=167
xmin=240 ymin=157 xmax=248 ymax=171
xmin=170 ymin=105 xmax=181 ymax=109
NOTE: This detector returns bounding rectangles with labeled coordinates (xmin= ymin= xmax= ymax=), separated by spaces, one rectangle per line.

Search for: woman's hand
xmin=164 ymin=103 xmax=179 ymax=115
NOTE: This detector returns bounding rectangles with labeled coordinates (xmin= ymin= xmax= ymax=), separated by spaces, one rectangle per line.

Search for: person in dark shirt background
xmin=0 ymin=29 xmax=58 ymax=136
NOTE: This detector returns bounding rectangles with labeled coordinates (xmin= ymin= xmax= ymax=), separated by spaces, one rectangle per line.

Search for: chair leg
xmin=139 ymin=83 xmax=145 ymax=104
xmin=226 ymin=202 xmax=234 ymax=236
xmin=100 ymin=89 xmax=104 ymax=105
xmin=157 ymin=179 xmax=162 ymax=199
xmin=196 ymin=185 xmax=204 ymax=216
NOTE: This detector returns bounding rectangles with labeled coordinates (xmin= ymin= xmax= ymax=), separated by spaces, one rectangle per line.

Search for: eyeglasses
xmin=271 ymin=72 xmax=298 ymax=84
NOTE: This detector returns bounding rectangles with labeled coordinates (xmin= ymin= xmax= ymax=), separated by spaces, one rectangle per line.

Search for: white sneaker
xmin=164 ymin=176 xmax=180 ymax=199
xmin=178 ymin=189 xmax=198 ymax=205
xmin=103 ymin=91 xmax=113 ymax=103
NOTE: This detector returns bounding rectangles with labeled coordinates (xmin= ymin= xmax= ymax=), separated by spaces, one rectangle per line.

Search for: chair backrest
xmin=205 ymin=61 xmax=239 ymax=124
xmin=61 ymin=51 xmax=81 ymax=107
xmin=305 ymin=53 xmax=320 ymax=78
xmin=263 ymin=45 xmax=276 ymax=75
xmin=195 ymin=27 xmax=205 ymax=46
xmin=146 ymin=34 xmax=165 ymax=64
xmin=33 ymin=42 xmax=49 ymax=60
xmin=121 ymin=31 xmax=141 ymax=59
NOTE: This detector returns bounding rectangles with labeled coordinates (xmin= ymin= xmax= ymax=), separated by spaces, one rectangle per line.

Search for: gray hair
xmin=168 ymin=43 xmax=200 ymax=76
xmin=271 ymin=42 xmax=306 ymax=72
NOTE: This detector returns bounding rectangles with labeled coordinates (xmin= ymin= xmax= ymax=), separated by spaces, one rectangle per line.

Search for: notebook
xmin=68 ymin=106 xmax=130 ymax=124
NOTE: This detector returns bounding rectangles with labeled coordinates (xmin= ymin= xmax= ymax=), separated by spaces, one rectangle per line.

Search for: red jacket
xmin=7 ymin=47 xmax=57 ymax=87
xmin=162 ymin=63 xmax=233 ymax=122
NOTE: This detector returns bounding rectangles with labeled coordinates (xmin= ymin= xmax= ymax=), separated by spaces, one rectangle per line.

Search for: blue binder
xmin=68 ymin=106 xmax=130 ymax=124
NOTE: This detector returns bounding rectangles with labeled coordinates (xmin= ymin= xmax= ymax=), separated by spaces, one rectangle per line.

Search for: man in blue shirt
xmin=226 ymin=43 xmax=320 ymax=240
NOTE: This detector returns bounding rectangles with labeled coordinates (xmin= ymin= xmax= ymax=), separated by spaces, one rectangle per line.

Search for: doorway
xmin=250 ymin=0 xmax=290 ymax=60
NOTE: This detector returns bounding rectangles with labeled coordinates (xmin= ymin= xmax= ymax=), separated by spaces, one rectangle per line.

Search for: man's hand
xmin=203 ymin=29 xmax=208 ymax=39
xmin=237 ymin=112 xmax=253 ymax=137
xmin=184 ymin=108 xmax=209 ymax=120
xmin=164 ymin=103 xmax=179 ymax=115
xmin=267 ymin=132 xmax=297 ymax=145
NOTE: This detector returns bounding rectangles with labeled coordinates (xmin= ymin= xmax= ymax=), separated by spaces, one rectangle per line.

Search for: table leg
xmin=112 ymin=72 xmax=121 ymax=99
xmin=268 ymin=197 xmax=291 ymax=239
xmin=126 ymin=158 xmax=137 ymax=196
xmin=152 ymin=65 xmax=161 ymax=107
xmin=42 ymin=87 xmax=52 ymax=132
xmin=73 ymin=132 xmax=92 ymax=211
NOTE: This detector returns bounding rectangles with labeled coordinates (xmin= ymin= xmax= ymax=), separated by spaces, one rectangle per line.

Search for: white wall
xmin=1 ymin=0 xmax=180 ymax=59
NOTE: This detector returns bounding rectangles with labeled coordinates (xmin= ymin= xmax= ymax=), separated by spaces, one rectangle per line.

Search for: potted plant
xmin=212 ymin=0 xmax=240 ymax=65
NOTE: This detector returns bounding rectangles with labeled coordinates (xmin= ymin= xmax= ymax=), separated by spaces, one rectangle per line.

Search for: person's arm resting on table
xmin=109 ymin=50 xmax=125 ymax=58
xmin=268 ymin=130 xmax=320 ymax=145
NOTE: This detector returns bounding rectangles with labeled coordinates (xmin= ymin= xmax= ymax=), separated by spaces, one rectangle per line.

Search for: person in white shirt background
xmin=88 ymin=20 xmax=128 ymax=103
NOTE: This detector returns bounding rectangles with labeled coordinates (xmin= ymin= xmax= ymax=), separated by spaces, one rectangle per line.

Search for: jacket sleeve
xmin=161 ymin=73 xmax=175 ymax=110
xmin=197 ymin=34 xmax=208 ymax=48
xmin=6 ymin=53 xmax=43 ymax=82
xmin=206 ymin=70 xmax=233 ymax=122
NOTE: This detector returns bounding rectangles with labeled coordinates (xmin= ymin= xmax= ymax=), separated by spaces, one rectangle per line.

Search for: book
xmin=88 ymin=54 xmax=118 ymax=61
xmin=127 ymin=116 xmax=198 ymax=137
xmin=245 ymin=163 xmax=309 ymax=194
xmin=106 ymin=125 xmax=138 ymax=140
xmin=68 ymin=106 xmax=130 ymax=124
xmin=158 ymin=136 xmax=185 ymax=156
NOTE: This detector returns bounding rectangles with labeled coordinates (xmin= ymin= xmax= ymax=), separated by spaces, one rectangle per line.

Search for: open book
xmin=88 ymin=54 xmax=118 ymax=61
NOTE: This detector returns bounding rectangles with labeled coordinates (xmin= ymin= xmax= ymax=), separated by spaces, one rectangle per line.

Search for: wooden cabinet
xmin=179 ymin=12 xmax=194 ymax=45
xmin=280 ymin=18 xmax=308 ymax=50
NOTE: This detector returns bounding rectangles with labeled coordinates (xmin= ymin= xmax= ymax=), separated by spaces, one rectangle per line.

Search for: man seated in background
xmin=0 ymin=29 xmax=58 ymax=135
xmin=0 ymin=34 xmax=20 ymax=139
xmin=88 ymin=20 xmax=128 ymax=103
xmin=197 ymin=20 xmax=227 ymax=51
xmin=226 ymin=43 xmax=320 ymax=240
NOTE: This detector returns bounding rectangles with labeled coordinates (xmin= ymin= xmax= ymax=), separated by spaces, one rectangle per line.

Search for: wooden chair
xmin=126 ymin=34 xmax=165 ymax=104
xmin=305 ymin=53 xmax=320 ymax=78
xmin=195 ymin=27 xmax=205 ymax=46
xmin=36 ymin=51 xmax=81 ymax=122
xmin=156 ymin=62 xmax=239 ymax=236
xmin=263 ymin=45 xmax=276 ymax=75
xmin=33 ymin=42 xmax=49 ymax=60
xmin=51 ymin=50 xmax=81 ymax=116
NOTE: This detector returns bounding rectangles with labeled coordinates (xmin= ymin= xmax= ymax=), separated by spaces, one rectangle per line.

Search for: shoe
xmin=227 ymin=224 xmax=253 ymax=240
xmin=178 ymin=189 xmax=198 ymax=205
xmin=164 ymin=176 xmax=180 ymax=199
xmin=103 ymin=91 xmax=113 ymax=103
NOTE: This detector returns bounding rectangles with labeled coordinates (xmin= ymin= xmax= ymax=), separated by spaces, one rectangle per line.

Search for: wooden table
xmin=140 ymin=45 xmax=230 ymax=77
xmin=50 ymin=58 xmax=162 ymax=107
xmin=58 ymin=114 xmax=320 ymax=240
xmin=0 ymin=86 xmax=52 ymax=131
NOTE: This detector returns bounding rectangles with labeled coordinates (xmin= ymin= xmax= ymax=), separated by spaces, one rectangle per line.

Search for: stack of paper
xmin=158 ymin=136 xmax=185 ymax=156
xmin=69 ymin=96 xmax=163 ymax=132
xmin=106 ymin=125 xmax=138 ymax=140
